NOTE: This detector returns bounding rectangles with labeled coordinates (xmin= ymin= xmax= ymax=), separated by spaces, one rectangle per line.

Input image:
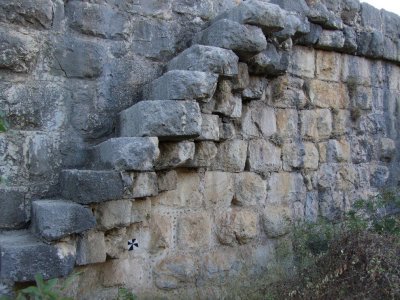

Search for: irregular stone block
xmin=31 ymin=200 xmax=96 ymax=242
xmin=193 ymin=19 xmax=267 ymax=59
xmin=0 ymin=29 xmax=38 ymax=73
xmin=282 ymin=141 xmax=305 ymax=171
xmin=248 ymin=139 xmax=281 ymax=176
xmin=360 ymin=2 xmax=382 ymax=29
xmin=156 ymin=142 xmax=195 ymax=170
xmin=218 ymin=120 xmax=236 ymax=140
xmin=300 ymin=109 xmax=332 ymax=141
xmin=185 ymin=142 xmax=218 ymax=168
xmin=149 ymin=212 xmax=173 ymax=254
xmin=213 ymin=80 xmax=242 ymax=118
xmin=333 ymin=109 xmax=351 ymax=136
xmin=274 ymin=13 xmax=310 ymax=41
xmin=52 ymin=38 xmax=104 ymax=78
xmin=315 ymin=51 xmax=341 ymax=81
xmin=232 ymin=63 xmax=250 ymax=92
xmin=216 ymin=208 xmax=258 ymax=245
xmin=370 ymin=165 xmax=389 ymax=188
xmin=316 ymin=30 xmax=345 ymax=51
xmin=321 ymin=139 xmax=351 ymax=163
xmin=127 ymin=172 xmax=158 ymax=198
xmin=276 ymin=109 xmax=299 ymax=138
xmin=92 ymin=137 xmax=159 ymax=171
xmin=204 ymin=171 xmax=234 ymax=208
xmin=242 ymin=76 xmax=267 ymax=100
xmin=0 ymin=0 xmax=53 ymax=29
xmin=242 ymin=102 xmax=277 ymax=139
xmin=379 ymin=138 xmax=396 ymax=162
xmin=177 ymin=212 xmax=212 ymax=249
xmin=168 ymin=45 xmax=239 ymax=77
xmin=248 ymin=44 xmax=289 ymax=77
xmin=304 ymin=142 xmax=319 ymax=170
xmin=343 ymin=26 xmax=358 ymax=53
xmin=233 ymin=172 xmax=267 ymax=206
xmin=270 ymin=76 xmax=307 ymax=109
xmin=307 ymin=2 xmax=343 ymax=29
xmin=94 ymin=200 xmax=132 ymax=230
xmin=157 ymin=170 xmax=178 ymax=192
xmin=270 ymin=0 xmax=310 ymax=15
xmin=196 ymin=114 xmax=220 ymax=141
xmin=356 ymin=30 xmax=384 ymax=59
xmin=211 ymin=140 xmax=248 ymax=173
xmin=203 ymin=248 xmax=241 ymax=281
xmin=145 ymin=70 xmax=218 ymax=102
xmin=76 ymin=230 xmax=106 ymax=265
xmin=306 ymin=80 xmax=349 ymax=109
xmin=61 ymin=170 xmax=125 ymax=204
xmin=119 ymin=100 xmax=202 ymax=141
xmin=0 ymin=231 xmax=75 ymax=282
xmin=297 ymin=23 xmax=323 ymax=46
xmin=66 ymin=2 xmax=128 ymax=39
xmin=267 ymin=172 xmax=306 ymax=205
xmin=262 ymin=206 xmax=292 ymax=238
xmin=288 ymin=46 xmax=315 ymax=78
xmin=0 ymin=187 xmax=29 ymax=230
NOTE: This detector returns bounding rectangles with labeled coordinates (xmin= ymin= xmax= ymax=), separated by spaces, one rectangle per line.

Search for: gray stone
xmin=196 ymin=114 xmax=220 ymax=141
xmin=119 ymin=100 xmax=202 ymax=141
xmin=232 ymin=63 xmax=250 ymax=92
xmin=0 ymin=187 xmax=29 ymax=230
xmin=379 ymin=138 xmax=396 ymax=162
xmin=0 ymin=231 xmax=75 ymax=282
xmin=128 ymin=172 xmax=159 ymax=198
xmin=61 ymin=170 xmax=125 ymax=204
xmin=307 ymin=2 xmax=343 ymax=30
xmin=242 ymin=102 xmax=277 ymax=139
xmin=297 ymin=23 xmax=323 ymax=46
xmin=31 ymin=200 xmax=96 ymax=242
xmin=382 ymin=10 xmax=400 ymax=38
xmin=248 ymin=139 xmax=282 ymax=176
xmin=270 ymin=0 xmax=310 ymax=15
xmin=370 ymin=165 xmax=390 ymax=188
xmin=356 ymin=30 xmax=384 ymax=59
xmin=262 ymin=207 xmax=292 ymax=238
xmin=242 ymin=77 xmax=267 ymax=100
xmin=168 ymin=45 xmax=239 ymax=77
xmin=193 ymin=19 xmax=267 ymax=59
xmin=316 ymin=30 xmax=345 ymax=51
xmin=156 ymin=142 xmax=195 ymax=170
xmin=270 ymin=76 xmax=307 ymax=109
xmin=145 ymin=70 xmax=218 ymax=102
xmin=360 ymin=2 xmax=382 ymax=30
xmin=0 ymin=29 xmax=38 ymax=73
xmin=213 ymin=80 xmax=242 ymax=118
xmin=213 ymin=0 xmax=286 ymax=34
xmin=66 ymin=1 xmax=128 ymax=40
xmin=211 ymin=140 xmax=248 ymax=172
xmin=218 ymin=120 xmax=236 ymax=140
xmin=157 ymin=170 xmax=178 ymax=192
xmin=92 ymin=137 xmax=159 ymax=171
xmin=343 ymin=26 xmax=358 ymax=53
xmin=76 ymin=230 xmax=106 ymax=266
xmin=0 ymin=0 xmax=53 ymax=29
xmin=247 ymin=44 xmax=289 ymax=77
xmin=94 ymin=200 xmax=132 ymax=230
xmin=274 ymin=13 xmax=310 ymax=41
xmin=233 ymin=172 xmax=267 ymax=206
xmin=282 ymin=141 xmax=305 ymax=171
xmin=185 ymin=142 xmax=218 ymax=168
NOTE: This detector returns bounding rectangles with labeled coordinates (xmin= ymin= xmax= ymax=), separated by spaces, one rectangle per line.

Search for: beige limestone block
xmin=288 ymin=46 xmax=315 ymax=78
xmin=156 ymin=142 xmax=195 ymax=170
xmin=307 ymin=80 xmax=348 ymax=109
xmin=233 ymin=172 xmax=267 ymax=206
xmin=177 ymin=211 xmax=212 ymax=249
xmin=204 ymin=171 xmax=234 ymax=208
xmin=102 ymin=258 xmax=149 ymax=289
xmin=276 ymin=109 xmax=299 ymax=138
xmin=76 ymin=230 xmax=106 ymax=265
xmin=248 ymin=139 xmax=281 ymax=176
xmin=332 ymin=109 xmax=351 ymax=136
xmin=185 ymin=141 xmax=218 ymax=168
xmin=300 ymin=109 xmax=332 ymax=141
xmin=149 ymin=212 xmax=172 ymax=254
xmin=128 ymin=172 xmax=158 ymax=198
xmin=211 ymin=139 xmax=248 ymax=172
xmin=203 ymin=248 xmax=241 ymax=279
xmin=242 ymin=101 xmax=277 ymax=139
xmin=267 ymin=172 xmax=306 ymax=205
xmin=270 ymin=76 xmax=307 ymax=109
xmin=94 ymin=200 xmax=132 ymax=230
xmin=196 ymin=114 xmax=220 ymax=141
xmin=262 ymin=206 xmax=292 ymax=238
xmin=282 ymin=141 xmax=305 ymax=171
xmin=316 ymin=50 xmax=341 ymax=81
xmin=157 ymin=170 xmax=178 ymax=192
xmin=304 ymin=142 xmax=319 ymax=170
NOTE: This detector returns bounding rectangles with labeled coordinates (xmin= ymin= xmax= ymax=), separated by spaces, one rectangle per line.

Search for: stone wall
xmin=0 ymin=0 xmax=400 ymax=298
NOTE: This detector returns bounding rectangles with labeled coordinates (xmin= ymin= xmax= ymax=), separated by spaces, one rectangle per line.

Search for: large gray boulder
xmin=193 ymin=19 xmax=267 ymax=60
xmin=31 ymin=200 xmax=96 ymax=242
xmin=145 ymin=70 xmax=218 ymax=102
xmin=119 ymin=100 xmax=202 ymax=141
xmin=91 ymin=137 xmax=159 ymax=171
xmin=0 ymin=231 xmax=75 ymax=282
xmin=167 ymin=45 xmax=239 ymax=77
xmin=61 ymin=170 xmax=125 ymax=204
xmin=0 ymin=187 xmax=29 ymax=230
xmin=213 ymin=0 xmax=286 ymax=34
xmin=247 ymin=44 xmax=289 ymax=77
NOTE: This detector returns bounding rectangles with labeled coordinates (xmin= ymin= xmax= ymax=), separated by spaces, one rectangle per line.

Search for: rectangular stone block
xmin=119 ymin=100 xmax=202 ymax=141
xmin=76 ymin=230 xmax=106 ymax=266
xmin=300 ymin=109 xmax=332 ymax=141
xmin=157 ymin=170 xmax=178 ymax=192
xmin=94 ymin=200 xmax=132 ymax=230
xmin=242 ymin=102 xmax=277 ymax=139
xmin=156 ymin=142 xmax=195 ymax=170
xmin=213 ymin=80 xmax=242 ymax=118
xmin=177 ymin=212 xmax=212 ymax=249
xmin=248 ymin=139 xmax=281 ymax=176
xmin=307 ymin=80 xmax=349 ymax=109
xmin=276 ymin=109 xmax=299 ymax=138
xmin=185 ymin=141 xmax=218 ymax=168
xmin=196 ymin=114 xmax=220 ymax=141
xmin=0 ymin=187 xmax=29 ymax=230
xmin=288 ymin=46 xmax=315 ymax=78
xmin=315 ymin=50 xmax=342 ymax=81
xmin=269 ymin=76 xmax=307 ymax=109
xmin=211 ymin=140 xmax=248 ymax=173
xmin=127 ymin=172 xmax=158 ymax=198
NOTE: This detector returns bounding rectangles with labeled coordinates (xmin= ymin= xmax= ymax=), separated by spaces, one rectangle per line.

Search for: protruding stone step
xmin=61 ymin=170 xmax=125 ymax=204
xmin=31 ymin=200 xmax=96 ymax=242
xmin=145 ymin=70 xmax=218 ymax=102
xmin=167 ymin=45 xmax=239 ymax=77
xmin=119 ymin=100 xmax=202 ymax=141
xmin=0 ymin=230 xmax=75 ymax=282
xmin=91 ymin=137 xmax=159 ymax=171
xmin=212 ymin=0 xmax=286 ymax=34
xmin=193 ymin=19 xmax=267 ymax=60
xmin=0 ymin=187 xmax=29 ymax=230
xmin=248 ymin=44 xmax=289 ymax=77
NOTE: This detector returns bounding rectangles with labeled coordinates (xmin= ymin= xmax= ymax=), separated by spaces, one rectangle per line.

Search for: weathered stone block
xmin=211 ymin=140 xmax=248 ymax=173
xmin=247 ymin=44 xmax=289 ymax=77
xmin=300 ymin=109 xmax=332 ymax=141
xmin=274 ymin=12 xmax=310 ymax=41
xmin=304 ymin=142 xmax=319 ymax=170
xmin=193 ymin=19 xmax=267 ymax=59
xmin=0 ymin=29 xmax=38 ymax=73
xmin=168 ymin=45 xmax=239 ymax=77
xmin=94 ymin=200 xmax=132 ymax=230
xmin=248 ymin=139 xmax=281 ymax=176
xmin=242 ymin=76 xmax=267 ymax=100
xmin=67 ymin=2 xmax=128 ymax=39
xmin=119 ymin=100 xmax=202 ymax=141
xmin=232 ymin=63 xmax=250 ymax=92
xmin=349 ymin=85 xmax=373 ymax=110
xmin=0 ymin=187 xmax=29 ymax=230
xmin=270 ymin=76 xmax=307 ymax=109
xmin=370 ymin=165 xmax=390 ymax=188
xmin=61 ymin=170 xmax=125 ymax=204
xmin=185 ymin=142 xmax=218 ymax=168
xmin=203 ymin=248 xmax=241 ymax=280
xmin=204 ymin=171 xmax=234 ymax=208
xmin=148 ymin=212 xmax=173 ymax=254
xmin=213 ymin=1 xmax=286 ymax=34
xmin=282 ymin=141 xmax=305 ymax=171
xmin=218 ymin=120 xmax=236 ymax=140
xmin=333 ymin=110 xmax=351 ymax=136
xmin=216 ymin=208 xmax=258 ymax=245
xmin=197 ymin=114 xmax=220 ymax=141
xmin=128 ymin=172 xmax=158 ymax=198
xmin=360 ymin=3 xmax=382 ymax=30
xmin=156 ymin=142 xmax=195 ymax=170
xmin=317 ymin=30 xmax=345 ymax=51
xmin=315 ymin=51 xmax=342 ymax=81
xmin=0 ymin=231 xmax=75 ymax=282
xmin=276 ymin=109 xmax=299 ymax=138
xmin=306 ymin=80 xmax=349 ymax=109
xmin=267 ymin=172 xmax=306 ymax=205
xmin=31 ymin=200 xmax=96 ymax=242
xmin=145 ymin=70 xmax=218 ymax=102
xmin=270 ymin=0 xmax=310 ymax=15
xmin=157 ymin=170 xmax=178 ymax=192
xmin=242 ymin=102 xmax=277 ymax=139
xmin=262 ymin=206 xmax=292 ymax=238
xmin=76 ymin=230 xmax=106 ymax=265
xmin=379 ymin=138 xmax=396 ymax=162
xmin=213 ymin=80 xmax=242 ymax=118
xmin=177 ymin=212 xmax=212 ymax=249
xmin=92 ymin=137 xmax=159 ymax=171
xmin=297 ymin=22 xmax=323 ymax=46
xmin=288 ymin=46 xmax=315 ymax=78
xmin=324 ymin=139 xmax=351 ymax=163
xmin=233 ymin=172 xmax=267 ymax=206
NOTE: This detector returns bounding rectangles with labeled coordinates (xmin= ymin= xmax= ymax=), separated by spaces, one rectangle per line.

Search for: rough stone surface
xmin=168 ymin=45 xmax=239 ymax=77
xmin=119 ymin=100 xmax=202 ymax=141
xmin=76 ymin=230 xmax=106 ymax=266
xmin=94 ymin=200 xmax=132 ymax=231
xmin=211 ymin=140 xmax=248 ymax=173
xmin=31 ymin=200 xmax=96 ymax=242
xmin=145 ymin=70 xmax=218 ymax=102
xmin=247 ymin=139 xmax=282 ymax=176
xmin=213 ymin=80 xmax=243 ymax=118
xmin=233 ymin=172 xmax=267 ymax=206
xmin=61 ymin=170 xmax=125 ymax=204
xmin=157 ymin=170 xmax=178 ymax=192
xmin=0 ymin=187 xmax=29 ymax=230
xmin=248 ymin=44 xmax=289 ymax=77
xmin=185 ymin=142 xmax=218 ymax=168
xmin=204 ymin=171 xmax=234 ymax=208
xmin=92 ymin=137 xmax=159 ymax=171
xmin=262 ymin=207 xmax=292 ymax=238
xmin=156 ymin=142 xmax=195 ymax=170
xmin=177 ymin=212 xmax=212 ymax=249
xmin=197 ymin=114 xmax=220 ymax=141
xmin=128 ymin=172 xmax=159 ymax=198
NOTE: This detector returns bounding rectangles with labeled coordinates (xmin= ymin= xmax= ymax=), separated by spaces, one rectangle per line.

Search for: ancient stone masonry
xmin=0 ymin=0 xmax=400 ymax=298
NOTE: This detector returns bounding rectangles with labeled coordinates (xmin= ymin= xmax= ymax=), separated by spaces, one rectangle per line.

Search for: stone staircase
xmin=1 ymin=0 xmax=394 ymax=293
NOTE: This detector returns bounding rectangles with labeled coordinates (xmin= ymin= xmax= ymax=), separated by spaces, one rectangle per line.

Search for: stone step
xmin=0 ymin=186 xmax=29 ymax=230
xmin=192 ymin=19 xmax=267 ymax=60
xmin=0 ymin=230 xmax=75 ymax=282
xmin=144 ymin=70 xmax=218 ymax=102
xmin=91 ymin=137 xmax=159 ymax=171
xmin=167 ymin=45 xmax=239 ymax=77
xmin=60 ymin=169 xmax=125 ymax=204
xmin=119 ymin=100 xmax=202 ymax=141
xmin=31 ymin=200 xmax=96 ymax=242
